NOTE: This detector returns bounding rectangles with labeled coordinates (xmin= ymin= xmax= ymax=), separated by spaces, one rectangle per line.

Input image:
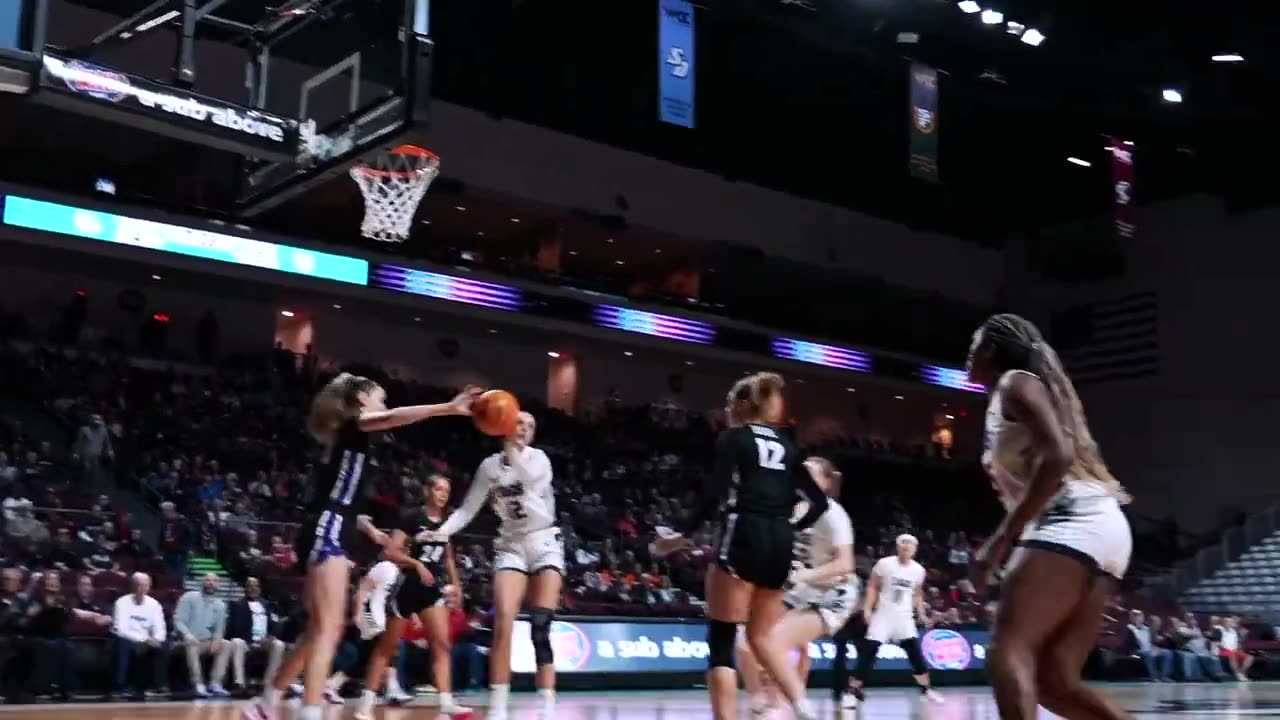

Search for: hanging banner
xmin=658 ymin=0 xmax=695 ymax=128
xmin=908 ymin=63 xmax=940 ymax=182
xmin=1111 ymin=139 xmax=1135 ymax=238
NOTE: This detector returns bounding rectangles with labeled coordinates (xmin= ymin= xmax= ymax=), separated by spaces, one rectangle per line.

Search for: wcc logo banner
xmin=658 ymin=0 xmax=695 ymax=128
xmin=908 ymin=63 xmax=940 ymax=182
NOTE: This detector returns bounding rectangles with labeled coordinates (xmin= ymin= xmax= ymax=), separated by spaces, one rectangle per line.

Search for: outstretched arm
xmin=357 ymin=387 xmax=479 ymax=433
xmin=791 ymin=460 xmax=828 ymax=530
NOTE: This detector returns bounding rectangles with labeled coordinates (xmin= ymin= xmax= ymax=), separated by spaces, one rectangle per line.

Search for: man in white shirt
xmin=112 ymin=572 xmax=171 ymax=699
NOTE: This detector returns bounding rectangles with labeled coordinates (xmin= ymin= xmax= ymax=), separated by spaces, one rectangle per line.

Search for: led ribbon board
xmin=920 ymin=365 xmax=985 ymax=393
xmin=593 ymin=305 xmax=715 ymax=344
xmin=771 ymin=338 xmax=872 ymax=372
xmin=2 ymin=195 xmax=368 ymax=284
xmin=369 ymin=265 xmax=523 ymax=311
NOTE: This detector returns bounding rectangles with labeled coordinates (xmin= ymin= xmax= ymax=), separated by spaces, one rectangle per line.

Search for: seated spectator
xmin=1125 ymin=610 xmax=1171 ymax=682
xmin=118 ymin=527 xmax=156 ymax=560
xmin=1181 ymin=613 xmax=1227 ymax=682
xmin=175 ymin=573 xmax=232 ymax=697
xmin=1221 ymin=616 xmax=1253 ymax=681
xmin=3 ymin=498 xmax=49 ymax=545
xmin=270 ymin=536 xmax=296 ymax=569
xmin=111 ymin=572 xmax=171 ymax=700
xmin=74 ymin=573 xmax=105 ymax=613
xmin=240 ymin=529 xmax=265 ymax=565
xmin=227 ymin=577 xmax=285 ymax=692
xmin=46 ymin=526 xmax=84 ymax=570
xmin=9 ymin=571 xmax=112 ymax=700
xmin=85 ymin=532 xmax=117 ymax=572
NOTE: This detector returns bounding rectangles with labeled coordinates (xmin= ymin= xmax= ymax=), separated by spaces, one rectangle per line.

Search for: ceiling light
xmin=1211 ymin=53 xmax=1244 ymax=63
xmin=1020 ymin=28 xmax=1045 ymax=46
xmin=654 ymin=249 xmax=662 ymax=254
xmin=615 ymin=260 xmax=625 ymax=265
xmin=623 ymin=351 xmax=633 ymax=357
xmin=413 ymin=316 xmax=422 ymax=322
xmin=568 ymin=251 xmax=578 ymax=255
xmin=957 ymin=0 xmax=980 ymax=12
xmin=1123 ymin=140 xmax=1134 ymax=146
xmin=510 ymin=217 xmax=521 ymax=222
xmin=846 ymin=387 xmax=856 ymax=393
xmin=1005 ymin=21 xmax=1025 ymax=36
xmin=894 ymin=395 xmax=904 ymax=400
xmin=1067 ymin=157 xmax=1091 ymax=167
xmin=151 ymin=274 xmax=161 ymax=280
xmin=945 ymin=414 xmax=956 ymax=420
xmin=280 ymin=310 xmax=295 ymax=318
xmin=455 ymin=205 xmax=466 ymax=212
xmin=896 ymin=32 xmax=920 ymax=44
xmin=488 ymin=329 xmax=498 ymax=334
xmin=332 ymin=304 xmax=342 ymax=310
xmin=1162 ymin=88 xmax=1183 ymax=103
xmin=421 ymin=219 xmax=431 ymax=225
xmin=684 ymin=360 xmax=695 ymax=366
xmin=980 ymin=9 xmax=1003 ymax=24
xmin=606 ymin=238 xmax=615 ymax=243
xmin=547 ymin=351 xmax=560 ymax=358
xmin=476 ymin=231 xmax=485 ymax=236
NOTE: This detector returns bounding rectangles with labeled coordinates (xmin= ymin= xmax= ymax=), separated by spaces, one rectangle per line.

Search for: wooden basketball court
xmin=3 ymin=683 xmax=1279 ymax=718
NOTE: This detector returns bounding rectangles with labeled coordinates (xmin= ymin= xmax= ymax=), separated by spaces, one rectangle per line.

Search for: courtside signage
xmin=2 ymin=195 xmax=369 ymax=285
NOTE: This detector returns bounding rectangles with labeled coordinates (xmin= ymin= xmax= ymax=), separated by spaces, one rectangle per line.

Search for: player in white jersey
xmin=967 ymin=313 xmax=1133 ymax=720
xmin=737 ymin=457 xmax=855 ymax=716
xmin=315 ymin=557 xmax=410 ymax=706
xmin=432 ymin=411 xmax=562 ymax=720
xmin=848 ymin=535 xmax=942 ymax=708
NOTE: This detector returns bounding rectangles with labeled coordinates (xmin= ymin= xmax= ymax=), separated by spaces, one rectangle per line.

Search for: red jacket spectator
xmin=448 ymin=606 xmax=468 ymax=644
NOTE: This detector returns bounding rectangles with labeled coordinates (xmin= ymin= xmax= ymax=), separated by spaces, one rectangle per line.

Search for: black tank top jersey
xmin=402 ymin=515 xmax=449 ymax=592
xmin=311 ymin=418 xmax=372 ymax=515
xmin=683 ymin=424 xmax=828 ymax=534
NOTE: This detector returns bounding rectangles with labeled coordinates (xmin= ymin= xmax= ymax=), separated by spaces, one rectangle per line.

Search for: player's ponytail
xmin=308 ymin=372 xmax=379 ymax=442
xmin=725 ymin=372 xmax=785 ymax=425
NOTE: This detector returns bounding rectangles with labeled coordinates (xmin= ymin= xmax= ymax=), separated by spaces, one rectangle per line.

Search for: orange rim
xmin=353 ymin=145 xmax=440 ymax=179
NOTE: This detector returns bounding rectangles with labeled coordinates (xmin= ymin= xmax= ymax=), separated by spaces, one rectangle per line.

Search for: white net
xmin=349 ymin=146 xmax=440 ymax=243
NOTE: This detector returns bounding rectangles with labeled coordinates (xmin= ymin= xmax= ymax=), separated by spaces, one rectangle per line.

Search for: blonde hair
xmin=308 ymin=372 xmax=379 ymax=442
xmin=971 ymin=313 xmax=1130 ymax=503
xmin=726 ymin=372 xmax=785 ymax=425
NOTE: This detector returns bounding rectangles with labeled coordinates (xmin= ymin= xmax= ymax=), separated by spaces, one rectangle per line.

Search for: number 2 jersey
xmin=438 ymin=445 xmax=556 ymax=539
xmin=392 ymin=514 xmax=450 ymax=617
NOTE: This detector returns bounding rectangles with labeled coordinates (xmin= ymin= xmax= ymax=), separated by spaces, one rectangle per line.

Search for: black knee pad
xmin=529 ymin=607 xmax=555 ymax=667
xmin=899 ymin=637 xmax=929 ymax=676
xmin=707 ymin=619 xmax=737 ymax=670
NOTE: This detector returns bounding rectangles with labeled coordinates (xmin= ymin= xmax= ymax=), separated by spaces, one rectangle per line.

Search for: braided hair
xmin=968 ymin=313 xmax=1130 ymax=504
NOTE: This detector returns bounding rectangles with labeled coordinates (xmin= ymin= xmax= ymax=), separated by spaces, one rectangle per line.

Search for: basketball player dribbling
xmin=245 ymin=375 xmax=477 ymax=720
xmin=966 ymin=313 xmax=1134 ymax=720
xmin=848 ymin=534 xmax=943 ymax=709
xmin=653 ymin=373 xmax=828 ymax=720
xmin=429 ymin=412 xmax=562 ymax=720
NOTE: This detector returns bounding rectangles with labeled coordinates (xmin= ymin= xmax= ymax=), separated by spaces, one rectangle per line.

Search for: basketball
xmin=472 ymin=389 xmax=520 ymax=437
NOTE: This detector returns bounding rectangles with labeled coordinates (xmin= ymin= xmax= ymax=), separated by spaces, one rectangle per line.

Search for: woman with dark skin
xmin=967 ymin=314 xmax=1134 ymax=720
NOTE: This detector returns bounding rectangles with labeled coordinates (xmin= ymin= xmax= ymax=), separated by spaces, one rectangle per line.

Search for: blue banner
xmin=658 ymin=0 xmax=695 ymax=128
xmin=2 ymin=195 xmax=369 ymax=285
xmin=512 ymin=620 xmax=989 ymax=674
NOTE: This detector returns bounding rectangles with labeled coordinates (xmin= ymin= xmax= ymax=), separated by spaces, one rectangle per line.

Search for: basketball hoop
xmin=349 ymin=145 xmax=440 ymax=243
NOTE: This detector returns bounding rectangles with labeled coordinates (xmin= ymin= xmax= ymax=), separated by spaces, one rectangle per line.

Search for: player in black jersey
xmin=654 ymin=372 xmax=827 ymax=720
xmin=248 ymin=374 xmax=477 ymax=720
xmin=354 ymin=474 xmax=469 ymax=719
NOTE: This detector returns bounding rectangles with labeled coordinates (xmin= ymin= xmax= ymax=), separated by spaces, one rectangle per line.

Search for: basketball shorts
xmin=296 ymin=509 xmax=357 ymax=568
xmin=391 ymin=581 xmax=445 ymax=619
xmin=715 ymin=512 xmax=794 ymax=590
xmin=1018 ymin=496 xmax=1132 ymax=580
xmin=785 ymin=579 xmax=860 ymax=635
xmin=866 ymin=611 xmax=918 ymax=645
xmin=494 ymin=526 xmax=565 ymax=575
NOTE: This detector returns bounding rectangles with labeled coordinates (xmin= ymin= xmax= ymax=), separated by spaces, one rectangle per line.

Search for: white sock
xmin=490 ymin=684 xmax=510 ymax=709
xmin=264 ymin=688 xmax=283 ymax=707
xmin=538 ymin=688 xmax=555 ymax=705
xmin=327 ymin=672 xmax=347 ymax=690
xmin=360 ymin=689 xmax=377 ymax=706
xmin=300 ymin=705 xmax=323 ymax=720
xmin=793 ymin=698 xmax=816 ymax=719
xmin=439 ymin=691 xmax=454 ymax=708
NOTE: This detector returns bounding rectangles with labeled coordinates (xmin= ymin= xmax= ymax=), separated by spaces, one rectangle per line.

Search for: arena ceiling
xmin=0 ymin=0 xmax=1274 ymax=257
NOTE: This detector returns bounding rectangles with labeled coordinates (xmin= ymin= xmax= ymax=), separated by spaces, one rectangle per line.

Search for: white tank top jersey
xmin=1221 ymin=627 xmax=1240 ymax=652
xmin=871 ymin=556 xmax=925 ymax=618
xmin=982 ymin=369 xmax=1111 ymax=512
xmin=445 ymin=446 xmax=556 ymax=539
xmin=792 ymin=498 xmax=855 ymax=589
xmin=362 ymin=560 xmax=400 ymax=637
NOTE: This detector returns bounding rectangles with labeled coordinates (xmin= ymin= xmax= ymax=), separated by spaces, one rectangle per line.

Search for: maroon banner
xmin=1111 ymin=139 xmax=1134 ymax=238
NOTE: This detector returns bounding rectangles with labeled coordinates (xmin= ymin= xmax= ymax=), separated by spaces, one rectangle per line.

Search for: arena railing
xmin=1170 ymin=504 xmax=1280 ymax=595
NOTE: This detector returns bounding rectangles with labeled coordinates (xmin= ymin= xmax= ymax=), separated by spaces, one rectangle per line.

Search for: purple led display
xmin=770 ymin=338 xmax=872 ymax=372
xmin=369 ymin=265 xmax=523 ymax=311
xmin=592 ymin=305 xmax=716 ymax=344
xmin=920 ymin=365 xmax=986 ymax=393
